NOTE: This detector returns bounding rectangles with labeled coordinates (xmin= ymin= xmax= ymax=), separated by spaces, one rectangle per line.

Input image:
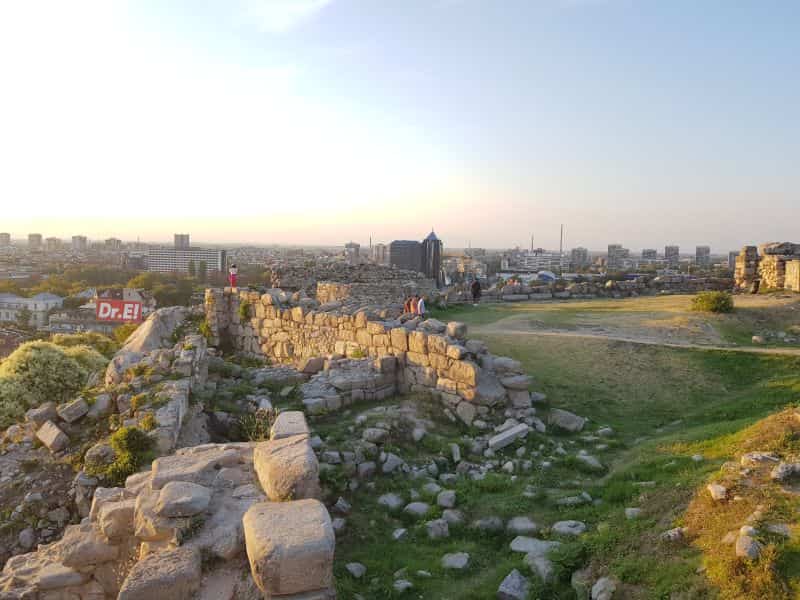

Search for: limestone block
xmin=446 ymin=321 xmax=467 ymax=339
xmin=36 ymin=420 xmax=69 ymax=452
xmin=390 ymin=327 xmax=408 ymax=351
xmin=489 ymin=423 xmax=530 ymax=451
xmin=243 ymin=499 xmax=335 ymax=597
xmin=155 ymin=482 xmax=212 ymax=518
xmin=446 ymin=345 xmax=466 ymax=360
xmin=118 ymin=547 xmax=201 ymax=600
xmin=254 ymin=436 xmax=321 ymax=502
xmin=99 ymin=498 xmax=136 ymax=540
xmin=150 ymin=448 xmax=240 ymax=489
xmin=54 ymin=523 xmax=119 ymax=568
xmin=427 ymin=334 xmax=448 ymax=355
xmin=26 ymin=402 xmax=58 ymax=426
xmin=449 ymin=360 xmax=479 ymax=387
xmin=271 ymin=411 xmax=310 ymax=440
xmin=57 ymin=397 xmax=89 ymax=423
xmin=408 ymin=331 xmax=428 ymax=354
xmin=406 ymin=351 xmax=430 ymax=367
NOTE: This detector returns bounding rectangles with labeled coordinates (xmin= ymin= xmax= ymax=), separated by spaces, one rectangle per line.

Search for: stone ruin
xmin=735 ymin=242 xmax=800 ymax=292
xmin=270 ymin=263 xmax=437 ymax=305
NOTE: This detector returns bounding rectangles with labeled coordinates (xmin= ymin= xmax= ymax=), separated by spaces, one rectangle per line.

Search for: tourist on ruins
xmin=471 ymin=279 xmax=482 ymax=305
xmin=228 ymin=264 xmax=238 ymax=289
xmin=417 ymin=295 xmax=426 ymax=317
xmin=409 ymin=295 xmax=419 ymax=315
xmin=403 ymin=296 xmax=412 ymax=314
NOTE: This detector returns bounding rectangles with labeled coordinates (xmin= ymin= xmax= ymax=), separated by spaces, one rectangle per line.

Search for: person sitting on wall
xmin=228 ymin=264 xmax=238 ymax=290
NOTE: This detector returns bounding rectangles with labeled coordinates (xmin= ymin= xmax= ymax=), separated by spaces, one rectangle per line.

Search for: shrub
xmin=238 ymin=300 xmax=251 ymax=322
xmin=238 ymin=408 xmax=278 ymax=442
xmin=198 ymin=319 xmax=212 ymax=343
xmin=90 ymin=426 xmax=154 ymax=486
xmin=691 ymin=291 xmax=734 ymax=313
xmin=0 ymin=379 xmax=28 ymax=429
xmin=61 ymin=345 xmax=108 ymax=373
xmin=139 ymin=412 xmax=157 ymax=431
xmin=52 ymin=332 xmax=118 ymax=359
xmin=0 ymin=341 xmax=91 ymax=412
xmin=113 ymin=323 xmax=140 ymax=346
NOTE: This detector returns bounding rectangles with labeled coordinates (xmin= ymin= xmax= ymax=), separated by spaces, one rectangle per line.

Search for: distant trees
xmin=197 ymin=261 xmax=207 ymax=283
xmin=16 ymin=307 xmax=32 ymax=329
xmin=188 ymin=260 xmax=196 ymax=278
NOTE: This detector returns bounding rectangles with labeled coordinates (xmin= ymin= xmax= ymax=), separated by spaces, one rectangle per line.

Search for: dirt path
xmin=473 ymin=316 xmax=800 ymax=356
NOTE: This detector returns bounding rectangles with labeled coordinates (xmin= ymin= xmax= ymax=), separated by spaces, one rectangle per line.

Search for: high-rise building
xmin=728 ymin=251 xmax=739 ymax=270
xmin=105 ymin=238 xmax=122 ymax=250
xmin=641 ymin=249 xmax=658 ymax=260
xmin=344 ymin=242 xmax=360 ymax=266
xmin=389 ymin=240 xmax=423 ymax=273
xmin=0 ymin=233 xmax=10 ymax=246
xmin=695 ymin=245 xmax=711 ymax=268
xmin=371 ymin=243 xmax=388 ymax=265
xmin=72 ymin=236 xmax=88 ymax=252
xmin=421 ymin=231 xmax=444 ymax=287
xmin=28 ymin=233 xmax=42 ymax=249
xmin=45 ymin=237 xmax=61 ymax=252
xmin=570 ymin=247 xmax=589 ymax=269
xmin=174 ymin=234 xmax=190 ymax=249
xmin=665 ymin=245 xmax=680 ymax=267
xmin=607 ymin=244 xmax=629 ymax=270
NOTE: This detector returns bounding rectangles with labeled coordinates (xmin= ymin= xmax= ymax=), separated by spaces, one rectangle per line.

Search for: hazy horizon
xmin=1 ymin=1 xmax=797 ymax=250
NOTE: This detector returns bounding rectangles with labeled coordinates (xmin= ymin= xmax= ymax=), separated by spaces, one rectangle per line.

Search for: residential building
xmin=516 ymin=249 xmax=568 ymax=272
xmin=147 ymin=246 xmax=227 ymax=274
xmin=665 ymin=245 xmax=680 ymax=267
xmin=370 ymin=243 xmax=388 ymax=265
xmin=642 ymin=249 xmax=658 ymax=260
xmin=72 ymin=235 xmax=88 ymax=251
xmin=45 ymin=237 xmax=61 ymax=252
xmin=728 ymin=251 xmax=739 ymax=270
xmin=0 ymin=292 xmax=63 ymax=327
xmin=344 ymin=242 xmax=360 ymax=266
xmin=607 ymin=244 xmax=630 ymax=270
xmin=0 ymin=233 xmax=10 ymax=246
xmin=174 ymin=234 xmax=191 ymax=249
xmin=28 ymin=233 xmax=42 ymax=249
xmin=105 ymin=238 xmax=122 ymax=250
xmin=570 ymin=247 xmax=589 ymax=269
xmin=695 ymin=246 xmax=711 ymax=268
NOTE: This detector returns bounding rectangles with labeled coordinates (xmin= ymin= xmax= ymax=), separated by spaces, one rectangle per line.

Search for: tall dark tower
xmin=421 ymin=230 xmax=444 ymax=287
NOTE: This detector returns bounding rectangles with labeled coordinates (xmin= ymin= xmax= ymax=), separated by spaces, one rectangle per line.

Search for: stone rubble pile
xmin=0 ymin=411 xmax=335 ymax=600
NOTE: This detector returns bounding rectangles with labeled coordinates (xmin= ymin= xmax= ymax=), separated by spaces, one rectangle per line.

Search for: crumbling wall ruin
xmin=735 ymin=243 xmax=800 ymax=292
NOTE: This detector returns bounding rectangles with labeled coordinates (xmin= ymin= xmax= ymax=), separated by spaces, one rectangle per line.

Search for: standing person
xmin=410 ymin=295 xmax=419 ymax=316
xmin=403 ymin=296 xmax=412 ymax=314
xmin=417 ymin=295 xmax=426 ymax=318
xmin=228 ymin=264 xmax=238 ymax=290
xmin=470 ymin=279 xmax=482 ymax=305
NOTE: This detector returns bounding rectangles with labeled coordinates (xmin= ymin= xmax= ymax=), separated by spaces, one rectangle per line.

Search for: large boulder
xmin=122 ymin=307 xmax=189 ymax=354
xmin=548 ymin=408 xmax=587 ymax=433
xmin=254 ymin=436 xmax=320 ymax=502
xmin=243 ymin=499 xmax=335 ymax=597
xmin=155 ymin=482 xmax=212 ymax=518
xmin=270 ymin=411 xmax=310 ymax=440
xmin=36 ymin=420 xmax=69 ymax=452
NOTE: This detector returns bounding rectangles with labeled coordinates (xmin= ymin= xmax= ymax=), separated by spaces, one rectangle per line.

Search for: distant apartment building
xmin=370 ymin=243 xmax=388 ymax=265
xmin=607 ymin=244 xmax=630 ymax=270
xmin=0 ymin=233 xmax=10 ymax=246
xmin=45 ymin=237 xmax=61 ymax=252
xmin=344 ymin=242 xmax=360 ymax=266
xmin=570 ymin=247 xmax=589 ymax=269
xmin=147 ymin=244 xmax=226 ymax=274
xmin=105 ymin=238 xmax=122 ymax=250
xmin=72 ymin=235 xmax=88 ymax=252
xmin=695 ymin=245 xmax=711 ymax=268
xmin=28 ymin=233 xmax=42 ymax=249
xmin=641 ymin=249 xmax=658 ymax=260
xmin=174 ymin=234 xmax=191 ymax=249
xmin=390 ymin=240 xmax=423 ymax=272
xmin=514 ymin=249 xmax=567 ymax=272
xmin=665 ymin=245 xmax=680 ymax=267
xmin=0 ymin=292 xmax=63 ymax=327
xmin=728 ymin=251 xmax=739 ymax=270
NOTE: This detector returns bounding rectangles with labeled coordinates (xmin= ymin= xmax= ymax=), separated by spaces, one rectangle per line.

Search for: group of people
xmin=403 ymin=294 xmax=427 ymax=317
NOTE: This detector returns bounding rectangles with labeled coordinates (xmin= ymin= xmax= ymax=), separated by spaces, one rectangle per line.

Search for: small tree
xmin=188 ymin=260 xmax=196 ymax=278
xmin=197 ymin=261 xmax=207 ymax=283
xmin=16 ymin=307 xmax=32 ymax=329
xmin=692 ymin=291 xmax=734 ymax=313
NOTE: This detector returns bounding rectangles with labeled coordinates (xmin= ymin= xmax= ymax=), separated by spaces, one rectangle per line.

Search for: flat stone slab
xmin=118 ymin=546 xmax=201 ymax=600
xmin=489 ymin=423 xmax=530 ymax=451
xmin=548 ymin=409 xmax=586 ymax=433
xmin=151 ymin=448 xmax=240 ymax=489
xmin=57 ymin=397 xmax=89 ymax=423
xmin=509 ymin=536 xmax=560 ymax=556
xmin=270 ymin=411 xmax=310 ymax=440
xmin=36 ymin=420 xmax=69 ymax=452
xmin=155 ymin=482 xmax=212 ymax=518
xmin=243 ymin=499 xmax=334 ymax=596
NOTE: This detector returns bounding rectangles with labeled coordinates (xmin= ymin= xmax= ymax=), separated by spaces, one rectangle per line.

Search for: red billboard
xmin=96 ymin=299 xmax=143 ymax=323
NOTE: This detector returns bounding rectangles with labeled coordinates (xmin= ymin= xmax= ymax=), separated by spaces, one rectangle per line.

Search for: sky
xmin=0 ymin=0 xmax=798 ymax=251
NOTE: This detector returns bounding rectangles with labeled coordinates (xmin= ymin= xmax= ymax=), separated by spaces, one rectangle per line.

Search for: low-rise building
xmin=0 ymin=292 xmax=63 ymax=327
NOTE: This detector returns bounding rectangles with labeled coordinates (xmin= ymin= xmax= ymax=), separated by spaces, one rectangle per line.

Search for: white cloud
xmin=241 ymin=0 xmax=333 ymax=33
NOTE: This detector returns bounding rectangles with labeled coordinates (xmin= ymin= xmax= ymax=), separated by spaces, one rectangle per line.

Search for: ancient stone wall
xmin=205 ymin=288 xmax=532 ymax=427
xmin=786 ymin=260 xmax=800 ymax=293
xmin=735 ymin=243 xmax=800 ymax=292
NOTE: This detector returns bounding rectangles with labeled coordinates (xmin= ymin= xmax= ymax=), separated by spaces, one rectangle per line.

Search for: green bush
xmin=238 ymin=300 xmax=251 ymax=322
xmin=113 ymin=323 xmax=140 ymax=346
xmin=198 ymin=319 xmax=212 ymax=343
xmin=61 ymin=345 xmax=108 ymax=373
xmin=691 ymin=291 xmax=734 ymax=313
xmin=52 ymin=332 xmax=118 ymax=359
xmin=237 ymin=408 xmax=278 ymax=442
xmin=0 ymin=341 xmax=93 ymax=413
xmin=0 ymin=379 xmax=28 ymax=429
xmin=88 ymin=426 xmax=154 ymax=486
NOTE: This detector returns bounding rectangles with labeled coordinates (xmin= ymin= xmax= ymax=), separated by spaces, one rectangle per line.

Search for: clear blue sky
xmin=0 ymin=0 xmax=797 ymax=251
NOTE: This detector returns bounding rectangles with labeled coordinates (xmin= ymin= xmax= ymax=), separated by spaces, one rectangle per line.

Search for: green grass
xmin=319 ymin=302 xmax=800 ymax=599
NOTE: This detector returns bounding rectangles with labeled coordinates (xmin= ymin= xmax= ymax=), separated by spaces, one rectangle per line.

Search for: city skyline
xmin=1 ymin=1 xmax=798 ymax=248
